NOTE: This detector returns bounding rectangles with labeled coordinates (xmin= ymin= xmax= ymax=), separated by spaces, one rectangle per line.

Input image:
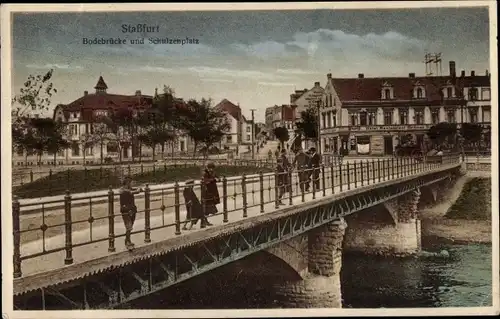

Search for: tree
xmin=45 ymin=121 xmax=70 ymax=165
xmin=90 ymin=117 xmax=113 ymax=164
xmin=20 ymin=117 xmax=68 ymax=164
xmin=426 ymin=122 xmax=457 ymax=149
xmin=273 ymin=126 xmax=289 ymax=149
xmin=175 ymin=98 xmax=230 ymax=158
xmin=296 ymin=108 xmax=318 ymax=141
xmin=460 ymin=123 xmax=482 ymax=149
xmin=80 ymin=132 xmax=100 ymax=164
xmin=138 ymin=110 xmax=177 ymax=160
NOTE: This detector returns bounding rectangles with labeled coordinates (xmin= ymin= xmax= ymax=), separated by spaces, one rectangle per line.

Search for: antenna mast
xmin=424 ymin=52 xmax=443 ymax=76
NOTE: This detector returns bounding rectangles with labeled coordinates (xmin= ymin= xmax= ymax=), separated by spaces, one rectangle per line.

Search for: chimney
xmin=461 ymin=70 xmax=465 ymax=77
xmin=135 ymin=90 xmax=141 ymax=96
xmin=471 ymin=70 xmax=475 ymax=77
xmin=327 ymin=73 xmax=332 ymax=79
xmin=358 ymin=73 xmax=364 ymax=79
xmin=84 ymin=90 xmax=88 ymax=96
xmin=449 ymin=61 xmax=456 ymax=77
xmin=409 ymin=73 xmax=415 ymax=78
xmin=314 ymin=81 xmax=320 ymax=87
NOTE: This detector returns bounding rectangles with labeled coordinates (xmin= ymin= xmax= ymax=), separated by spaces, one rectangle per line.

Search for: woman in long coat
xmin=201 ymin=162 xmax=220 ymax=216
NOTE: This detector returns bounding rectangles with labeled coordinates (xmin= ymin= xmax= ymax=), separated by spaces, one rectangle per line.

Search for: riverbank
xmin=420 ymin=176 xmax=492 ymax=245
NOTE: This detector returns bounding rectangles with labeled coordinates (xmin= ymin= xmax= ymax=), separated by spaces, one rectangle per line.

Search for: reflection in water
xmin=341 ymin=243 xmax=492 ymax=308
xmin=126 ymin=243 xmax=492 ymax=309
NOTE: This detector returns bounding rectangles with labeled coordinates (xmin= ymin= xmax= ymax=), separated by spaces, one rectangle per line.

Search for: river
xmin=126 ymin=241 xmax=492 ymax=309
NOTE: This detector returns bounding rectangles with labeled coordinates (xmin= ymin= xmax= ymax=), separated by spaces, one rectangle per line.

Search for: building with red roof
xmin=214 ymin=99 xmax=254 ymax=153
xmin=318 ymin=61 xmax=491 ymax=155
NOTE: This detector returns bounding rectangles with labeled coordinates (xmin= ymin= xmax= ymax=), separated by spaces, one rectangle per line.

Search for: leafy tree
xmin=80 ymin=132 xmax=100 ymax=164
xmin=176 ymin=98 xmax=230 ymax=157
xmin=460 ymin=123 xmax=483 ymax=147
xmin=138 ymin=110 xmax=177 ymax=160
xmin=273 ymin=126 xmax=289 ymax=149
xmin=426 ymin=122 xmax=457 ymax=149
xmin=90 ymin=117 xmax=113 ymax=164
xmin=296 ymin=108 xmax=318 ymax=141
xmin=45 ymin=121 xmax=70 ymax=165
xmin=23 ymin=118 xmax=68 ymax=164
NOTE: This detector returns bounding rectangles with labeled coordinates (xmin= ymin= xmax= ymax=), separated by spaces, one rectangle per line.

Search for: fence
xmin=12 ymin=154 xmax=462 ymax=278
xmin=12 ymin=158 xmax=275 ymax=196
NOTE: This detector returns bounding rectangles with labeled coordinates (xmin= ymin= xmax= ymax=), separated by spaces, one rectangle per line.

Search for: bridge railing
xmin=12 ymin=158 xmax=274 ymax=198
xmin=11 ymin=154 xmax=461 ymax=278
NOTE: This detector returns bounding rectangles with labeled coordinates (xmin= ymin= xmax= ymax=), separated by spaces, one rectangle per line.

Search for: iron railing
xmin=12 ymin=158 xmax=275 ymax=197
xmin=12 ymin=154 xmax=462 ymax=278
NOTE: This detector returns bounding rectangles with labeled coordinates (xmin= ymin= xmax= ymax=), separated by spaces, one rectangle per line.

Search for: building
xmin=215 ymin=99 xmax=253 ymax=151
xmin=264 ymin=104 xmax=295 ymax=136
xmin=319 ymin=61 xmax=491 ymax=155
xmin=13 ymin=76 xmax=194 ymax=166
xmin=290 ymin=81 xmax=325 ymax=122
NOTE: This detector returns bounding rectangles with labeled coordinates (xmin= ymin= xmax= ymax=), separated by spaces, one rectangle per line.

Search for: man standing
xmin=183 ymin=179 xmax=212 ymax=230
xmin=292 ymin=148 xmax=311 ymax=192
xmin=309 ymin=147 xmax=321 ymax=190
xmin=119 ymin=176 xmax=143 ymax=251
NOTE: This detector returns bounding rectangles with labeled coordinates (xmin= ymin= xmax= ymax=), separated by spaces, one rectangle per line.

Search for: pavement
xmin=15 ymin=161 xmax=461 ymax=279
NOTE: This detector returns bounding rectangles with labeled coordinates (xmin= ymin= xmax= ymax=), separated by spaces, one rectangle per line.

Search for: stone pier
xmin=343 ymin=189 xmax=422 ymax=257
xmin=272 ymin=218 xmax=347 ymax=308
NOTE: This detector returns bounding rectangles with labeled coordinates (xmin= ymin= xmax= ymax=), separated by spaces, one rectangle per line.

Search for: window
xmin=469 ymin=109 xmax=478 ymax=123
xmin=246 ymin=126 xmax=251 ymax=132
xmin=446 ymin=87 xmax=453 ymax=98
xmin=226 ymin=135 xmax=233 ymax=143
xmin=107 ymin=142 xmax=118 ymax=153
xmin=322 ymin=113 xmax=326 ymax=128
xmin=469 ymin=87 xmax=478 ymax=100
xmin=73 ymin=113 xmax=78 ymax=118
xmin=446 ymin=109 xmax=456 ymax=123
xmin=383 ymin=111 xmax=393 ymax=125
xmin=16 ymin=146 xmax=23 ymax=156
xmin=332 ymin=113 xmax=337 ymax=127
xmin=368 ymin=112 xmax=376 ymax=125
xmin=431 ymin=109 xmax=440 ymax=124
xmin=329 ymin=94 xmax=333 ymax=108
xmin=85 ymin=146 xmax=93 ymax=156
xmin=327 ymin=112 xmax=332 ymax=127
xmin=399 ymin=109 xmax=408 ymax=125
xmin=71 ymin=143 xmax=80 ymax=157
xmin=384 ymin=89 xmax=391 ymax=100
xmin=58 ymin=150 xmax=64 ymax=157
xmin=359 ymin=112 xmax=367 ymax=126
xmin=482 ymin=88 xmax=490 ymax=100
xmin=414 ymin=109 xmax=424 ymax=125
xmin=416 ymin=88 xmax=423 ymax=99
xmin=69 ymin=124 xmax=78 ymax=136
xmin=350 ymin=113 xmax=358 ymax=126
xmin=246 ymin=135 xmax=251 ymax=141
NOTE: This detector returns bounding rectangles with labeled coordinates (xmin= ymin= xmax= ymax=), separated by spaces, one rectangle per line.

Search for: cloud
xmin=187 ymin=66 xmax=289 ymax=81
xmin=201 ymin=78 xmax=235 ymax=83
xmin=231 ymin=29 xmax=427 ymax=63
xmin=257 ymin=81 xmax=296 ymax=87
xmin=26 ymin=63 xmax=84 ymax=71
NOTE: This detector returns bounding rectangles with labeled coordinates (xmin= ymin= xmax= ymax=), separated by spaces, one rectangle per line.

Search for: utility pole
xmin=250 ymin=109 xmax=256 ymax=160
xmin=316 ymin=100 xmax=322 ymax=155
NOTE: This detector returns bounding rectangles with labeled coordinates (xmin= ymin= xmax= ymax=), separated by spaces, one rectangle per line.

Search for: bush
xmin=13 ymin=164 xmax=273 ymax=199
xmin=445 ymin=178 xmax=491 ymax=220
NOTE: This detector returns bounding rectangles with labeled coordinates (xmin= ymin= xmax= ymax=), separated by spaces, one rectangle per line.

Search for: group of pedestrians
xmin=118 ymin=162 xmax=221 ymax=251
xmin=275 ymin=146 xmax=322 ymax=205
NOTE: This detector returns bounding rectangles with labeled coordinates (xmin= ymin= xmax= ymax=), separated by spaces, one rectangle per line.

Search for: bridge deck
xmin=13 ymin=161 xmax=462 ymax=295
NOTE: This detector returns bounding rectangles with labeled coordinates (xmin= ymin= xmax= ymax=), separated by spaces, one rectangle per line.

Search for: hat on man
xmin=309 ymin=147 xmax=316 ymax=152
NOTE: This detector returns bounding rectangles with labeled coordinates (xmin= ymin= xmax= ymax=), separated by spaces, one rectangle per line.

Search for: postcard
xmin=1 ymin=1 xmax=498 ymax=318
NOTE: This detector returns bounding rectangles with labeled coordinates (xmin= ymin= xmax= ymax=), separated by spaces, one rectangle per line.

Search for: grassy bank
xmin=445 ymin=177 xmax=491 ymax=220
xmin=13 ymin=165 xmax=273 ymax=199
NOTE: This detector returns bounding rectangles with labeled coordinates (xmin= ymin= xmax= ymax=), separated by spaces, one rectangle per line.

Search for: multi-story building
xmin=215 ymin=99 xmax=254 ymax=151
xmin=264 ymin=104 xmax=295 ymax=135
xmin=290 ymin=81 xmax=325 ymax=122
xmin=13 ymin=76 xmax=193 ymax=165
xmin=319 ymin=61 xmax=491 ymax=155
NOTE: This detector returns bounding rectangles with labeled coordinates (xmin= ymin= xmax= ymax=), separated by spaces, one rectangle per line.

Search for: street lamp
xmin=250 ymin=109 xmax=256 ymax=160
xmin=316 ymin=99 xmax=322 ymax=155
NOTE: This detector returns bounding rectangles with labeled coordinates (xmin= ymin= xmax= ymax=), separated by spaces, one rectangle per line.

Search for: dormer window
xmin=446 ymin=87 xmax=453 ymax=98
xmin=412 ymin=81 xmax=425 ymax=99
xmin=416 ymin=88 xmax=423 ymax=98
xmin=381 ymin=81 xmax=393 ymax=100
xmin=469 ymin=87 xmax=478 ymax=101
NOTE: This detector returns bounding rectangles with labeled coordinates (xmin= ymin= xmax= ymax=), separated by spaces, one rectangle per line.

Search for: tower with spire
xmin=94 ymin=76 xmax=108 ymax=94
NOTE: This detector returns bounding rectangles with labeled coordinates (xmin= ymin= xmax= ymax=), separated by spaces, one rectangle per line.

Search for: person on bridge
xmin=292 ymin=148 xmax=311 ymax=192
xmin=276 ymin=157 xmax=291 ymax=205
xmin=183 ymin=179 xmax=212 ymax=230
xmin=119 ymin=176 xmax=143 ymax=251
xmin=201 ymin=162 xmax=220 ymax=216
xmin=308 ymin=147 xmax=321 ymax=190
xmin=280 ymin=149 xmax=291 ymax=170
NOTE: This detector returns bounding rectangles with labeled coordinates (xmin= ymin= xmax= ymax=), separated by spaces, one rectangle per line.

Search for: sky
xmin=10 ymin=6 xmax=491 ymax=122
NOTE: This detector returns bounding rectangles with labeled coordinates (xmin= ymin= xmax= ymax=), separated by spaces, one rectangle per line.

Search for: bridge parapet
xmin=12 ymin=154 xmax=463 ymax=309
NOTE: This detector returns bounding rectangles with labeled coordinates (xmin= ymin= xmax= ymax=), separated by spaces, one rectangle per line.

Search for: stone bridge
xmin=11 ymin=156 xmax=471 ymax=310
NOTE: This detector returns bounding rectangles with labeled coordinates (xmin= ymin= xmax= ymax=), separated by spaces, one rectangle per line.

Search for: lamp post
xmin=316 ymin=99 xmax=322 ymax=155
xmin=250 ymin=109 xmax=256 ymax=160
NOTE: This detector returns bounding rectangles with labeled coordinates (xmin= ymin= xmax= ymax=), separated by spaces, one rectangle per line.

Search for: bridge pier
xmin=344 ymin=189 xmax=422 ymax=257
xmin=272 ymin=219 xmax=347 ymax=308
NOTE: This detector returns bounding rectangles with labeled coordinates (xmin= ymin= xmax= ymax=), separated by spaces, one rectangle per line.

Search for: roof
xmin=332 ymin=75 xmax=490 ymax=105
xmin=94 ymin=76 xmax=108 ymax=90
xmin=215 ymin=99 xmax=243 ymax=121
